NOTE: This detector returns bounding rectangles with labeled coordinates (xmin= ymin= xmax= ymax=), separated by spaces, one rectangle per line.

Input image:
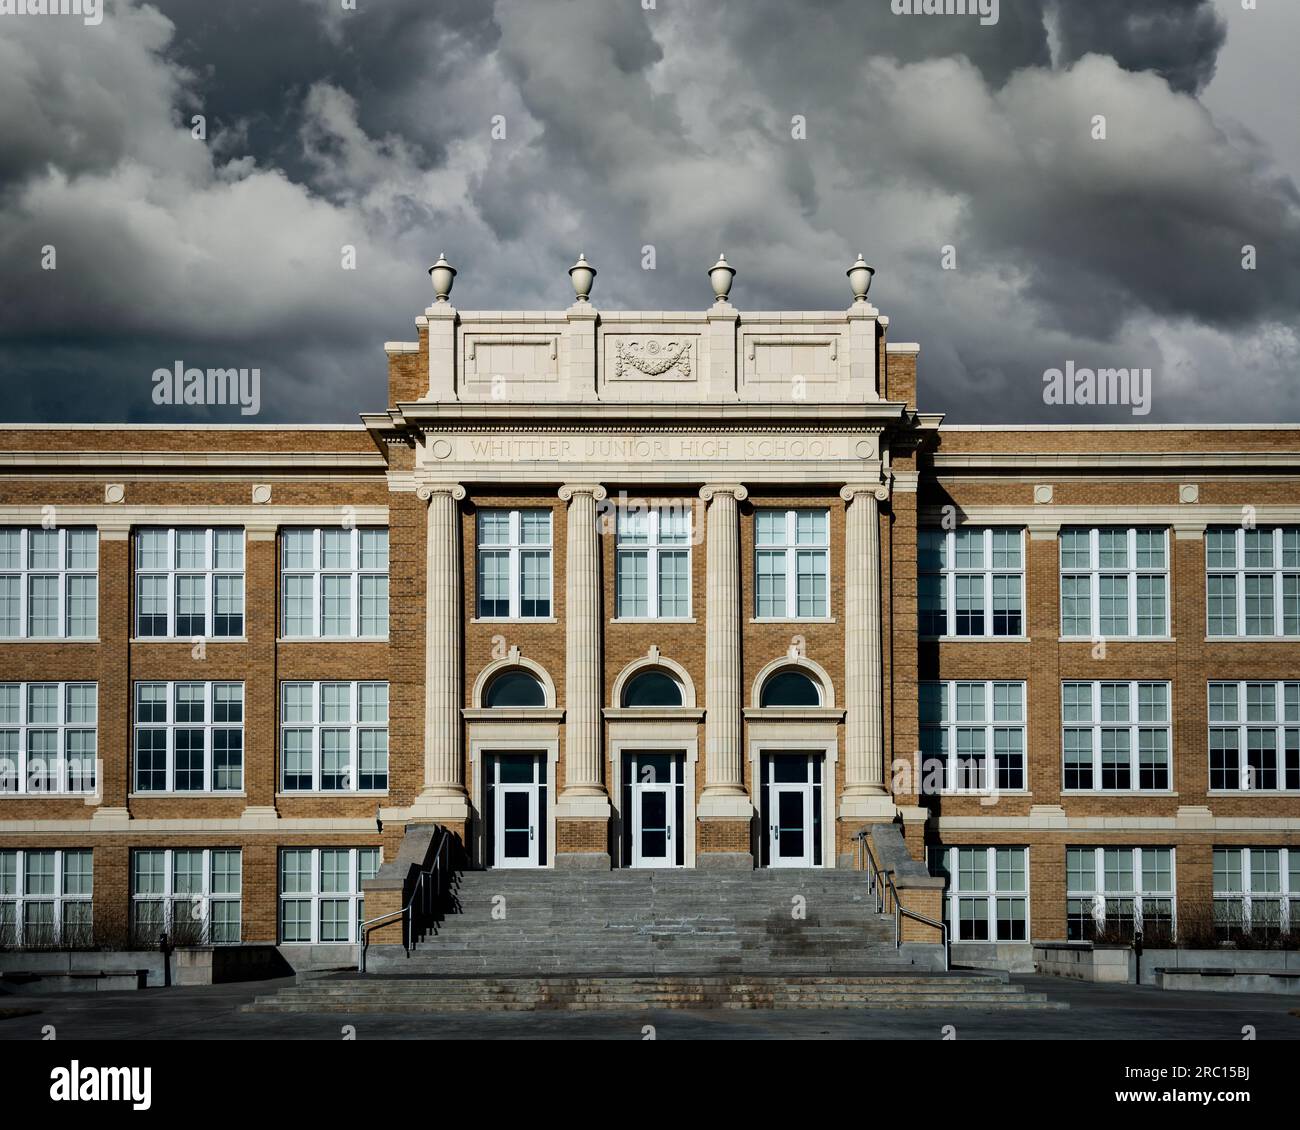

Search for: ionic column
xmin=840 ymin=483 xmax=892 ymax=816
xmin=699 ymin=484 xmax=748 ymax=802
xmin=416 ymin=482 xmax=469 ymax=815
xmin=559 ymin=483 xmax=606 ymax=797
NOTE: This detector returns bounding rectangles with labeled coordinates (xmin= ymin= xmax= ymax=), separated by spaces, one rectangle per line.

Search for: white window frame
xmin=614 ymin=505 xmax=693 ymax=620
xmin=277 ymin=846 xmax=381 ymax=944
xmin=753 ymin=508 xmax=831 ymax=620
xmin=919 ymin=680 xmax=1027 ymax=794
xmin=280 ymin=681 xmax=389 ymax=793
xmin=0 ymin=681 xmax=98 ymax=796
xmin=0 ymin=527 xmax=98 ymax=640
xmin=475 ymin=509 xmax=553 ymax=621
xmin=279 ymin=527 xmax=389 ymax=640
xmin=1213 ymin=847 xmax=1299 ymax=936
xmin=133 ymin=681 xmax=244 ymax=794
xmin=1059 ymin=526 xmax=1169 ymax=639
xmin=134 ymin=527 xmax=245 ymax=640
xmin=929 ymin=845 xmax=1029 ymax=943
xmin=1062 ymin=680 xmax=1172 ymax=793
xmin=129 ymin=848 xmax=242 ymax=945
xmin=1206 ymin=526 xmax=1300 ymax=638
xmin=0 ymin=848 xmax=93 ymax=947
xmin=1066 ymin=846 xmax=1175 ymax=940
xmin=918 ymin=527 xmax=1025 ymax=639
xmin=1207 ymin=680 xmax=1300 ymax=793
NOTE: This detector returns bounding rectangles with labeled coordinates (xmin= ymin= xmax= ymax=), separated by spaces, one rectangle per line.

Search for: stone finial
xmin=708 ymin=253 xmax=736 ymax=303
xmin=429 ymin=253 xmax=456 ymax=302
xmin=847 ymin=253 xmax=875 ymax=303
xmin=568 ymin=253 xmax=596 ymax=302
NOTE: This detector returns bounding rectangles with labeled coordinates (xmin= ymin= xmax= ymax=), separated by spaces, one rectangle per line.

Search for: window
xmin=754 ymin=509 xmax=829 ymax=619
xmin=1213 ymin=847 xmax=1299 ymax=938
xmin=0 ymin=527 xmax=97 ymax=639
xmin=281 ymin=527 xmax=389 ymax=638
xmin=278 ymin=847 xmax=380 ymax=944
xmin=919 ymin=528 xmax=1024 ymax=637
xmin=920 ymin=681 xmax=1026 ymax=793
xmin=133 ymin=682 xmax=243 ymax=793
xmin=929 ymin=846 xmax=1028 ymax=942
xmin=1060 ymin=527 xmax=1168 ymax=638
xmin=622 ymin=670 xmax=684 ymax=708
xmin=1208 ymin=681 xmax=1300 ymax=792
xmin=0 ymin=849 xmax=92 ymax=947
xmin=0 ymin=682 xmax=97 ymax=796
xmin=759 ymin=669 xmax=822 ymax=708
xmin=135 ymin=528 xmax=244 ymax=638
xmin=483 ymin=669 xmax=546 ymax=708
xmin=1066 ymin=847 xmax=1174 ymax=941
xmin=1206 ymin=527 xmax=1300 ymax=637
xmin=476 ymin=510 xmax=552 ymax=620
xmin=130 ymin=848 xmax=241 ymax=945
xmin=615 ymin=505 xmax=692 ymax=619
xmin=280 ymin=682 xmax=389 ymax=792
xmin=1062 ymin=681 xmax=1171 ymax=791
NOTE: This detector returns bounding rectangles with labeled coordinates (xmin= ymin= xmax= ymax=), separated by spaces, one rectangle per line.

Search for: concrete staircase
xmin=243 ymin=870 xmax=1064 ymax=1012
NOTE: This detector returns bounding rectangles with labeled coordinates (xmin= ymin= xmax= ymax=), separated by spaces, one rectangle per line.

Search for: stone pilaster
xmin=411 ymin=482 xmax=469 ymax=821
xmin=840 ymin=482 xmax=895 ymax=823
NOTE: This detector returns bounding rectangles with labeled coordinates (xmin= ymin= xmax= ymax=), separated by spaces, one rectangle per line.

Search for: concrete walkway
xmin=1 ymin=974 xmax=1297 ymax=1040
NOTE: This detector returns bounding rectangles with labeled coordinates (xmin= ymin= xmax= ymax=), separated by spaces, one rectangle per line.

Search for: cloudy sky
xmin=0 ymin=0 xmax=1297 ymax=424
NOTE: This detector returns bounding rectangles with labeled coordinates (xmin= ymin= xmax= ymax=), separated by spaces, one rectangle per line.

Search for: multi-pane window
xmin=754 ymin=509 xmax=829 ymax=619
xmin=130 ymin=848 xmax=241 ymax=944
xmin=1206 ymin=527 xmax=1300 ymax=637
xmin=918 ymin=528 xmax=1024 ymax=637
xmin=135 ymin=528 xmax=244 ymax=638
xmin=280 ymin=682 xmax=389 ymax=793
xmin=278 ymin=847 xmax=381 ymax=944
xmin=476 ymin=510 xmax=552 ymax=620
xmin=1062 ymin=681 xmax=1171 ymax=791
xmin=133 ymin=682 xmax=244 ymax=793
xmin=281 ymin=528 xmax=389 ymax=638
xmin=919 ymin=681 xmax=1026 ymax=793
xmin=1060 ymin=527 xmax=1168 ymax=638
xmin=929 ymin=846 xmax=1029 ymax=942
xmin=615 ymin=506 xmax=692 ymax=619
xmin=1066 ymin=846 xmax=1174 ymax=941
xmin=0 ymin=682 xmax=97 ymax=796
xmin=0 ymin=527 xmax=98 ymax=639
xmin=1213 ymin=847 xmax=1299 ymax=937
xmin=0 ymin=849 xmax=92 ymax=947
xmin=1208 ymin=681 xmax=1300 ymax=792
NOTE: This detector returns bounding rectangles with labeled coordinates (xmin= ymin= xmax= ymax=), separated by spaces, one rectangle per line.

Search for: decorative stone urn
xmin=708 ymin=253 xmax=736 ymax=302
xmin=569 ymin=253 xmax=596 ymax=302
xmin=847 ymin=253 xmax=875 ymax=302
xmin=429 ymin=253 xmax=456 ymax=302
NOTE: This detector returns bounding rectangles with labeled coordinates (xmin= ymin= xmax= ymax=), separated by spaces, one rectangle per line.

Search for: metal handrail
xmin=852 ymin=829 xmax=950 ymax=972
xmin=357 ymin=828 xmax=451 ymax=973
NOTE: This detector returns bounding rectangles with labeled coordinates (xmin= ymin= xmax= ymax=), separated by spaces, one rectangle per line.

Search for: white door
xmin=632 ymin=783 xmax=674 ymax=867
xmin=768 ymin=783 xmax=814 ymax=868
xmin=494 ymin=783 xmax=539 ymax=869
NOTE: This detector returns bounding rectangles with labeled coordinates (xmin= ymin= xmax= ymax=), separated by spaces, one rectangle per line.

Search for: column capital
xmin=416 ymin=481 xmax=466 ymax=502
xmin=559 ymin=482 xmax=607 ymax=502
xmin=699 ymin=483 xmax=748 ymax=503
xmin=840 ymin=481 xmax=889 ymax=504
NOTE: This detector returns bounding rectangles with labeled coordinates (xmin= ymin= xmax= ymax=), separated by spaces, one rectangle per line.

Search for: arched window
xmin=484 ymin=669 xmax=546 ymax=708
xmin=622 ymin=669 xmax=684 ymax=708
xmin=760 ymin=669 xmax=822 ymax=708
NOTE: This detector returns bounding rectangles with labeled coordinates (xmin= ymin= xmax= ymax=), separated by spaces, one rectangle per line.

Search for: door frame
xmin=629 ymin=779 xmax=675 ymax=868
xmin=748 ymin=733 xmax=837 ymax=869
xmin=609 ymin=726 xmax=698 ymax=869
xmin=468 ymin=726 xmax=559 ymax=869
xmin=491 ymin=765 xmax=543 ymax=869
xmin=768 ymin=779 xmax=816 ymax=868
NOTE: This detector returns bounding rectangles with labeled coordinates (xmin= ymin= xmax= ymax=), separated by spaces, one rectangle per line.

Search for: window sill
xmin=132 ymin=637 xmax=248 ymax=645
xmin=1207 ymin=789 xmax=1300 ymax=797
xmin=749 ymin=617 xmax=837 ymax=625
xmin=0 ymin=792 xmax=97 ymax=800
xmin=277 ymin=636 xmax=390 ymax=643
xmin=128 ymin=792 xmax=247 ymax=799
xmin=470 ymin=618 xmax=558 ymax=625
xmin=0 ymin=637 xmax=100 ymax=644
xmin=1058 ymin=636 xmax=1175 ymax=644
xmin=1205 ymin=636 xmax=1300 ymax=643
xmin=611 ymin=617 xmax=697 ymax=624
xmin=924 ymin=791 xmax=1031 ymax=798
xmin=1061 ymin=790 xmax=1179 ymax=797
xmin=277 ymin=791 xmax=389 ymax=799
xmin=922 ymin=636 xmax=1030 ymax=644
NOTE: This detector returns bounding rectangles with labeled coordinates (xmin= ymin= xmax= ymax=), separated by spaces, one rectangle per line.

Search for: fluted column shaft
xmin=701 ymin=484 xmax=748 ymax=796
xmin=421 ymin=482 xmax=467 ymax=795
xmin=842 ymin=484 xmax=888 ymax=794
xmin=560 ymin=483 xmax=606 ymax=795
